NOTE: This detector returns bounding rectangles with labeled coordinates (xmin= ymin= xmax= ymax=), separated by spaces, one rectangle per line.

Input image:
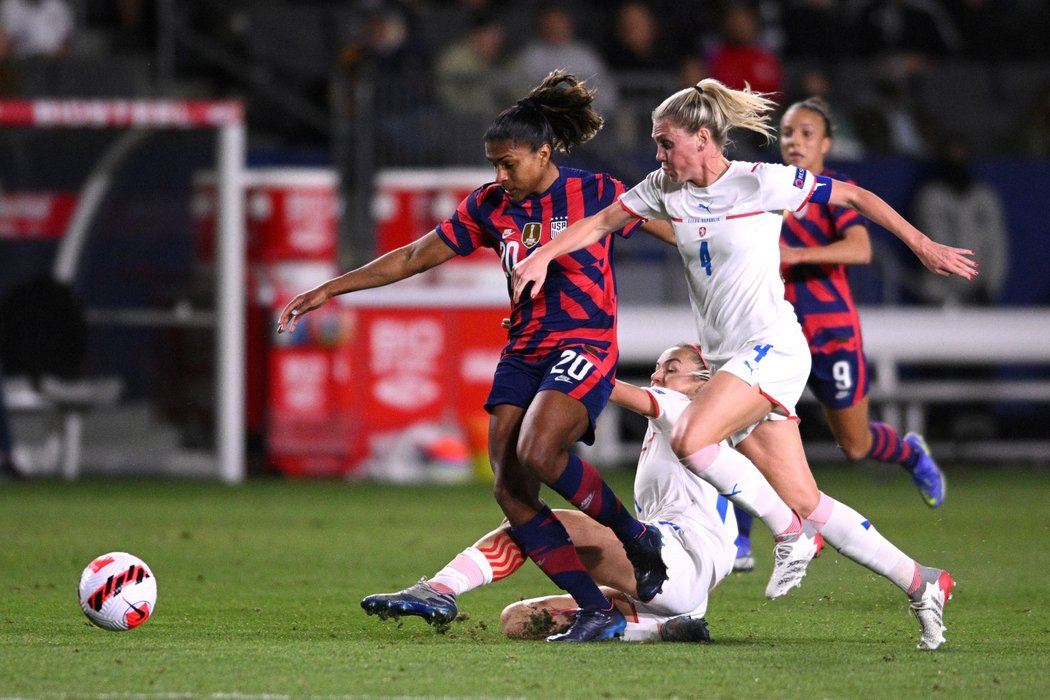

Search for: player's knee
xmin=839 ymin=442 xmax=869 ymax=462
xmin=514 ymin=434 xmax=561 ymax=480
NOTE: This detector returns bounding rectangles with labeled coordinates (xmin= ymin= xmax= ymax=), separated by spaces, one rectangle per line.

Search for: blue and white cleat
xmin=733 ymin=533 xmax=755 ymax=573
xmin=905 ymin=433 xmax=946 ymax=508
xmin=622 ymin=524 xmax=668 ymax=602
xmin=361 ymin=578 xmax=458 ymax=625
xmin=546 ymin=606 xmax=626 ymax=642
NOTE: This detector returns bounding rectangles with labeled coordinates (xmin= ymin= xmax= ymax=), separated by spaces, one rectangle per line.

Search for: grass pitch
xmin=1 ymin=462 xmax=1047 ymax=699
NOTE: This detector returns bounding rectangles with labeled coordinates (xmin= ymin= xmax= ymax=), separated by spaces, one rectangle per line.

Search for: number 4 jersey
xmin=619 ymin=162 xmax=825 ymax=363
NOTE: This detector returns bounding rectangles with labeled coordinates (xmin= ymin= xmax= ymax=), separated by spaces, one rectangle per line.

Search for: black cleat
xmin=659 ymin=615 xmax=712 ymax=643
xmin=622 ymin=525 xmax=668 ymax=602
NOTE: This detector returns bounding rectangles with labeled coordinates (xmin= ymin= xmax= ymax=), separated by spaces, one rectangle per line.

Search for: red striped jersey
xmin=780 ymin=169 xmax=869 ymax=353
xmin=436 ymin=166 xmax=638 ymax=361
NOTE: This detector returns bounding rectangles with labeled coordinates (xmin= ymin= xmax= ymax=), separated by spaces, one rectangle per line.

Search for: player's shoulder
xmin=646 ymin=386 xmax=690 ymax=406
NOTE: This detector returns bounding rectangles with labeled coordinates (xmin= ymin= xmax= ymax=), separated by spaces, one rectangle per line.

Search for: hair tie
xmin=688 ymin=343 xmax=709 ymax=370
xmin=693 ymin=85 xmax=704 ymax=96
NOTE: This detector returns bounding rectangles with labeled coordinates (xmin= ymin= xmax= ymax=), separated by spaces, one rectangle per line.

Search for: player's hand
xmin=511 ymin=253 xmax=549 ymax=303
xmin=779 ymin=244 xmax=802 ymax=266
xmin=916 ymin=239 xmax=979 ymax=280
xmin=500 ymin=317 xmax=511 ymax=329
xmin=277 ymin=287 xmax=330 ymax=334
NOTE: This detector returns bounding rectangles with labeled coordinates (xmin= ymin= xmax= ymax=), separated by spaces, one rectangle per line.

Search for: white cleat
xmin=910 ymin=568 xmax=956 ymax=650
xmin=764 ymin=531 xmax=824 ymax=599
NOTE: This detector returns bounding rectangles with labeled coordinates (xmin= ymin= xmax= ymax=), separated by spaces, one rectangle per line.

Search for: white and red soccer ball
xmin=78 ymin=552 xmax=156 ymax=631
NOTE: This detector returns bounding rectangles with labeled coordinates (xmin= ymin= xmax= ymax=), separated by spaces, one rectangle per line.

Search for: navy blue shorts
xmin=485 ymin=346 xmax=615 ymax=445
xmin=808 ymin=344 xmax=869 ymax=409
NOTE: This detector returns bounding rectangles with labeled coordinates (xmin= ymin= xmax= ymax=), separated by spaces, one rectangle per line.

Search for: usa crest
xmin=550 ymin=217 xmax=567 ymax=238
xmin=522 ymin=222 xmax=541 ymax=248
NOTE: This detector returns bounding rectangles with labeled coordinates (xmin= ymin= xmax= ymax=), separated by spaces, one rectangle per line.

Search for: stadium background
xmin=1 ymin=0 xmax=1050 ymax=480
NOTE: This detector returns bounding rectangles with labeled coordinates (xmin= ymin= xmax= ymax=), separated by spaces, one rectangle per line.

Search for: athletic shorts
xmin=485 ymin=346 xmax=615 ymax=446
xmin=622 ymin=519 xmax=735 ymax=640
xmin=809 ymin=343 xmax=869 ymax=409
xmin=713 ymin=330 xmax=811 ymax=446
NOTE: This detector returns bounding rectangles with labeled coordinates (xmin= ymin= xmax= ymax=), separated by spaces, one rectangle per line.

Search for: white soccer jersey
xmin=620 ymin=162 xmax=820 ymax=362
xmin=633 ymin=386 xmax=736 ymax=557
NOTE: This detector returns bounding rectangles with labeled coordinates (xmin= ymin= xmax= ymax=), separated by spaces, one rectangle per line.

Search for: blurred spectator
xmin=852 ymin=71 xmax=931 ymax=157
xmin=787 ymin=67 xmax=864 ymax=159
xmin=0 ymin=0 xmax=73 ymax=61
xmin=782 ymin=0 xmax=850 ymax=59
xmin=847 ymin=0 xmax=960 ymax=84
xmin=601 ymin=1 xmax=677 ymax=72
xmin=706 ymin=3 xmax=783 ymax=98
xmin=434 ymin=12 xmax=511 ymax=118
xmin=513 ymin=4 xmax=619 ymax=114
xmin=911 ymin=135 xmax=1008 ymax=306
xmin=1015 ymin=83 xmax=1050 ymax=157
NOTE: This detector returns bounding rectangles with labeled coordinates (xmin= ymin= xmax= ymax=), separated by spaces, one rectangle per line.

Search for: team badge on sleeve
xmin=792 ymin=167 xmax=806 ymax=189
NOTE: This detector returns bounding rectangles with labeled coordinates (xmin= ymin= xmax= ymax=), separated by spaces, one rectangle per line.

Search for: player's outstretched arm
xmin=511 ymin=204 xmax=639 ymax=301
xmin=610 ymin=379 xmax=659 ymax=418
xmin=826 ymin=179 xmax=978 ymax=280
xmin=277 ymin=231 xmax=456 ymax=333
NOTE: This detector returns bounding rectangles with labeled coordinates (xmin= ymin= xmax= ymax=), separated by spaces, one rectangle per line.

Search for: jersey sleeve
xmin=604 ymin=174 xmax=644 ymax=239
xmin=618 ymin=169 xmax=668 ymax=223
xmin=434 ymin=186 xmax=496 ymax=257
xmin=644 ymin=387 xmax=691 ymax=433
xmin=755 ymin=162 xmax=821 ymax=213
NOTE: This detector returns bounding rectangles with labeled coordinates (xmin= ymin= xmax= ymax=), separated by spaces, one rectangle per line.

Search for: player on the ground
xmin=363 ymin=344 xmax=756 ymax=642
xmin=511 ymin=78 xmax=973 ymax=649
xmin=731 ymin=96 xmax=948 ymax=572
xmin=278 ymin=71 xmax=671 ymax=642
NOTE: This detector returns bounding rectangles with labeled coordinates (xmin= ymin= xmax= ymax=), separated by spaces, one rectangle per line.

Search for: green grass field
xmin=1 ymin=462 xmax=1048 ymax=699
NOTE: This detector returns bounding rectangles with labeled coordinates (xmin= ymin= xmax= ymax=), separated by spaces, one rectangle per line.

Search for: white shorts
xmin=712 ymin=330 xmax=811 ymax=447
xmin=622 ymin=519 xmax=734 ymax=641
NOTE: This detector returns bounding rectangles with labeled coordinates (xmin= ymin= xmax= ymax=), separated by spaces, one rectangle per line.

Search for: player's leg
xmin=743 ymin=420 xmax=955 ymax=648
xmin=813 ymin=347 xmax=945 ymax=507
xmin=670 ymin=372 xmax=805 ymax=541
xmin=520 ymin=358 xmax=668 ymax=604
xmin=731 ymin=505 xmax=755 ymax=572
xmin=501 ymin=589 xmax=659 ymax=641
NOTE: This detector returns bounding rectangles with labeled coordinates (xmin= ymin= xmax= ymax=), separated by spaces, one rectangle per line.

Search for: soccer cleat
xmin=659 ymin=615 xmax=712 ymax=643
xmin=621 ymin=524 xmax=668 ymax=603
xmin=904 ymin=433 xmax=947 ymax=508
xmin=546 ymin=606 xmax=626 ymax=642
xmin=360 ymin=578 xmax=458 ymax=626
xmin=909 ymin=568 xmax=955 ymax=650
xmin=765 ymin=530 xmax=824 ymax=599
xmin=733 ymin=534 xmax=755 ymax=573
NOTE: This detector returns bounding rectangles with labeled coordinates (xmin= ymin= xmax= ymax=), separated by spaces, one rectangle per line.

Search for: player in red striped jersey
xmin=730 ymin=97 xmax=948 ymax=572
xmin=278 ymin=71 xmax=675 ymax=642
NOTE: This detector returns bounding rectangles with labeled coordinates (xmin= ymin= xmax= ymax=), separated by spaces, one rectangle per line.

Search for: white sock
xmin=682 ymin=444 xmax=797 ymax=537
xmin=429 ymin=546 xmax=493 ymax=596
xmin=806 ymin=492 xmax=917 ymax=592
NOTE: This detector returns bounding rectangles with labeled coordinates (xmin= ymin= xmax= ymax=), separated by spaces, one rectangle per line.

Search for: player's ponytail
xmin=484 ymin=70 xmax=604 ymax=153
xmin=653 ymin=78 xmax=777 ymax=150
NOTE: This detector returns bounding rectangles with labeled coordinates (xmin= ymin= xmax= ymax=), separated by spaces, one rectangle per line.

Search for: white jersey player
xmin=512 ymin=78 xmax=977 ymax=650
xmin=362 ymin=344 xmax=758 ymax=643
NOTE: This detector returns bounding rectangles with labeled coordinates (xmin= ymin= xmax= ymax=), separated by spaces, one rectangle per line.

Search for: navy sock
xmin=510 ymin=506 xmax=610 ymax=610
xmin=550 ymin=453 xmax=644 ymax=542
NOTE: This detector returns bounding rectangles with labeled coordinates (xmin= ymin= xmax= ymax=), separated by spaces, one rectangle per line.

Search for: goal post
xmin=0 ymin=99 xmax=247 ymax=483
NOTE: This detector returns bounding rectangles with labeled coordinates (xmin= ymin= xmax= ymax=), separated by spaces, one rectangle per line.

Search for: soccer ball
xmin=77 ymin=552 xmax=157 ymax=631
